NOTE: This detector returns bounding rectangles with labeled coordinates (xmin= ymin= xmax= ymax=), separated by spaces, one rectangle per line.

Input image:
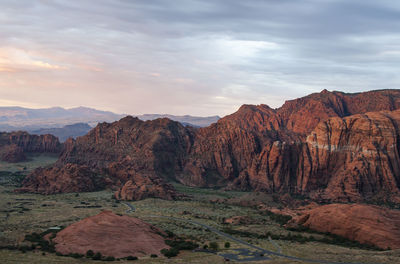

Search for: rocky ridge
xmin=0 ymin=131 xmax=61 ymax=162
xmin=286 ymin=203 xmax=400 ymax=250
xmin=18 ymin=89 xmax=400 ymax=203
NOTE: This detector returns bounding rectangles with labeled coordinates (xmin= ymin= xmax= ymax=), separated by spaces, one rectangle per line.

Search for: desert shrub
xmin=104 ymin=256 xmax=115 ymax=261
xmin=164 ymin=230 xmax=174 ymax=238
xmin=224 ymin=242 xmax=230 ymax=248
xmin=263 ymin=210 xmax=292 ymax=225
xmin=92 ymin=252 xmax=102 ymax=260
xmin=86 ymin=249 xmax=94 ymax=257
xmin=69 ymin=253 xmax=84 ymax=258
xmin=126 ymin=255 xmax=138 ymax=260
xmin=161 ymin=248 xmax=179 ymax=258
xmin=165 ymin=239 xmax=198 ymax=250
xmin=150 ymin=254 xmax=158 ymax=258
xmin=209 ymin=242 xmax=219 ymax=251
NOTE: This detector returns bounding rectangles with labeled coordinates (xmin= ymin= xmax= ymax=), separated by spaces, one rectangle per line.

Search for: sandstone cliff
xmin=18 ymin=89 xmax=400 ymax=203
xmin=0 ymin=131 xmax=61 ymax=162
xmin=19 ymin=116 xmax=192 ymax=200
xmin=181 ymin=89 xmax=400 ymax=203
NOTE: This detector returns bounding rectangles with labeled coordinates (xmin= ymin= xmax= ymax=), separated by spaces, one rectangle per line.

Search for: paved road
xmin=123 ymin=202 xmax=374 ymax=264
xmin=122 ymin=202 xmax=135 ymax=213
xmin=268 ymin=236 xmax=281 ymax=254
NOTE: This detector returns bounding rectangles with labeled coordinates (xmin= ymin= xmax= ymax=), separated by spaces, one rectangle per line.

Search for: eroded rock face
xmin=114 ymin=175 xmax=182 ymax=201
xmin=0 ymin=144 xmax=26 ymax=163
xmin=17 ymin=163 xmax=105 ymax=194
xmin=286 ymin=203 xmax=400 ymax=250
xmin=304 ymin=110 xmax=400 ymax=202
xmin=18 ymin=89 xmax=400 ymax=203
xmin=19 ymin=116 xmax=191 ymax=200
xmin=0 ymin=131 xmax=61 ymax=153
xmin=181 ymin=89 xmax=400 ymax=203
xmin=0 ymin=131 xmax=61 ymax=162
xmin=53 ymin=211 xmax=168 ymax=258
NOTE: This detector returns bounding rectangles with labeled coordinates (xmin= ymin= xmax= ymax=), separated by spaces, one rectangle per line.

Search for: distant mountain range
xmin=136 ymin=114 xmax=220 ymax=128
xmin=0 ymin=106 xmax=124 ymax=131
xmin=31 ymin=123 xmax=93 ymax=142
xmin=0 ymin=107 xmax=220 ymax=138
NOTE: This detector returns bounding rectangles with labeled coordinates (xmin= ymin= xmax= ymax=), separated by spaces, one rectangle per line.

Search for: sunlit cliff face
xmin=0 ymin=0 xmax=400 ymax=116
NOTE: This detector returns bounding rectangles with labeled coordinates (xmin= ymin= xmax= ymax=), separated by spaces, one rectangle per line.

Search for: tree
xmin=224 ymin=242 xmax=230 ymax=249
xmin=86 ymin=250 xmax=94 ymax=257
xmin=209 ymin=242 xmax=219 ymax=251
xmin=92 ymin=252 xmax=102 ymax=260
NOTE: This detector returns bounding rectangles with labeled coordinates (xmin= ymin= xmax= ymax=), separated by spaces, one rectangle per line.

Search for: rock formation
xmin=0 ymin=144 xmax=26 ymax=162
xmin=52 ymin=211 xmax=168 ymax=258
xmin=17 ymin=163 xmax=105 ymax=194
xmin=114 ymin=173 xmax=183 ymax=201
xmin=0 ymin=131 xmax=61 ymax=162
xmin=18 ymin=116 xmax=192 ymax=200
xmin=286 ymin=203 xmax=400 ymax=250
xmin=181 ymin=89 xmax=400 ymax=203
xmin=18 ymin=89 xmax=400 ymax=203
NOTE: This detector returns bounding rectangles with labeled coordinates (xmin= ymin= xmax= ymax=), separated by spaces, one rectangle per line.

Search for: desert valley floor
xmin=0 ymin=155 xmax=399 ymax=264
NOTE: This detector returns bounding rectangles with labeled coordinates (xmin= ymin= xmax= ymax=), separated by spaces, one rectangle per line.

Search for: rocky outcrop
xmin=17 ymin=163 xmax=105 ymax=194
xmin=0 ymin=131 xmax=61 ymax=162
xmin=286 ymin=203 xmax=400 ymax=250
xmin=52 ymin=211 xmax=168 ymax=258
xmin=114 ymin=174 xmax=182 ymax=201
xmin=19 ymin=116 xmax=191 ymax=199
xmin=0 ymin=144 xmax=26 ymax=162
xmin=1 ymin=131 xmax=61 ymax=153
xmin=18 ymin=89 xmax=400 ymax=203
xmin=304 ymin=110 xmax=400 ymax=202
xmin=181 ymin=90 xmax=400 ymax=203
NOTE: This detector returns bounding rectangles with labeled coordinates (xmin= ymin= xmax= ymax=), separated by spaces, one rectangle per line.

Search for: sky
xmin=0 ymin=0 xmax=400 ymax=116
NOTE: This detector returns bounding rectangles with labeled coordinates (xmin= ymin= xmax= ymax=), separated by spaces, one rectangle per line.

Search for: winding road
xmin=122 ymin=202 xmax=374 ymax=264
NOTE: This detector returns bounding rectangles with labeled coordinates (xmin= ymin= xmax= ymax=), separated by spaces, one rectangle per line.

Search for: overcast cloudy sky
xmin=0 ymin=0 xmax=399 ymax=116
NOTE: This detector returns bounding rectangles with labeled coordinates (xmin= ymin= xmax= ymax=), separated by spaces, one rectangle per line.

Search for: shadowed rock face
xmin=17 ymin=163 xmax=105 ymax=194
xmin=53 ymin=211 xmax=168 ymax=258
xmin=18 ymin=89 xmax=400 ymax=203
xmin=286 ymin=203 xmax=400 ymax=250
xmin=19 ymin=116 xmax=193 ymax=200
xmin=0 ymin=144 xmax=26 ymax=162
xmin=0 ymin=131 xmax=61 ymax=162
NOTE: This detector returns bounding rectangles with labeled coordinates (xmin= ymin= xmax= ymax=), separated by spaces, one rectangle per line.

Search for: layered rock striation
xmin=286 ymin=203 xmax=400 ymax=250
xmin=0 ymin=131 xmax=61 ymax=162
xmin=19 ymin=89 xmax=400 ymax=203
xmin=19 ymin=116 xmax=193 ymax=200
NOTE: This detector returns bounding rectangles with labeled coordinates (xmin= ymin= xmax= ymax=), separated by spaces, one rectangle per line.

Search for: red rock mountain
xmin=181 ymin=89 xmax=400 ymax=203
xmin=286 ymin=203 xmax=400 ymax=250
xmin=52 ymin=211 xmax=168 ymax=258
xmin=0 ymin=131 xmax=61 ymax=162
xmin=19 ymin=89 xmax=400 ymax=203
xmin=19 ymin=117 xmax=192 ymax=199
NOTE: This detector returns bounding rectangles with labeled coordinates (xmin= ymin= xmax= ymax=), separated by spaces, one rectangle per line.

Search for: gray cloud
xmin=0 ymin=0 xmax=399 ymax=116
